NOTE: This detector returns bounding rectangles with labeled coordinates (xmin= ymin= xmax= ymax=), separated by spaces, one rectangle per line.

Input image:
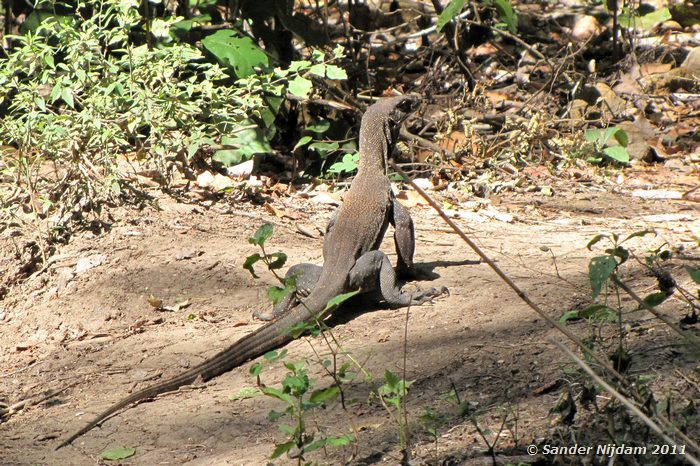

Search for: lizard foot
xmin=253 ymin=308 xmax=278 ymax=321
xmin=410 ymin=286 xmax=449 ymax=305
xmin=253 ymin=286 xmax=312 ymax=321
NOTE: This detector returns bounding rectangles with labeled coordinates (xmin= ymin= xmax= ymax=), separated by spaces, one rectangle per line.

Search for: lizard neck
xmin=358 ymin=119 xmax=391 ymax=176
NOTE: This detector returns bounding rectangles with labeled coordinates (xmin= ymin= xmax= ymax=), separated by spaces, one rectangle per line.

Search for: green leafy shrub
xmin=0 ymin=0 xmax=348 ymax=240
xmin=0 ymin=1 xmax=256 ymax=206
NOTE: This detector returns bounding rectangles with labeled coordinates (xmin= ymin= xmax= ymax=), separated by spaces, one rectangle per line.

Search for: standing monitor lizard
xmin=57 ymin=95 xmax=447 ymax=449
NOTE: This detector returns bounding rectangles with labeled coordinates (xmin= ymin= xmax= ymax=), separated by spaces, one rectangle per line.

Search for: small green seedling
xmin=583 ymin=127 xmax=630 ymax=165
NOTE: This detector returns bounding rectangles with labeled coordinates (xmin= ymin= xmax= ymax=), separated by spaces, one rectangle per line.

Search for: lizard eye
xmin=397 ymin=97 xmax=419 ymax=116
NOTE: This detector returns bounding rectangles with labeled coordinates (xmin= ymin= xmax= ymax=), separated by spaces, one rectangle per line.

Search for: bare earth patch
xmin=1 ymin=175 xmax=698 ymax=465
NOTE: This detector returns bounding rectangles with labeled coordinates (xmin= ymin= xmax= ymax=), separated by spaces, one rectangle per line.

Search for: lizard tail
xmin=56 ymin=286 xmax=341 ymax=449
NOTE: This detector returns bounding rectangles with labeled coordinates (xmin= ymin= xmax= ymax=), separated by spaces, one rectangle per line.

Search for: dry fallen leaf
xmin=264 ymin=202 xmax=301 ymax=220
xmin=225 ymin=159 xmax=254 ymax=179
xmin=639 ymin=63 xmax=674 ymax=75
xmin=147 ymin=295 xmax=163 ymax=309
xmin=310 ymin=193 xmax=341 ymax=205
xmin=396 ymin=190 xmax=427 ymax=208
xmin=440 ymin=131 xmax=468 ymax=152
xmin=572 ymin=15 xmax=602 ymax=41
xmin=484 ymin=92 xmax=510 ymax=107
xmin=196 ymin=171 xmax=214 ymax=188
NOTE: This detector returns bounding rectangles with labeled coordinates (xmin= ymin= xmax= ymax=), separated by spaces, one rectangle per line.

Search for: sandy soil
xmin=1 ymin=168 xmax=698 ymax=465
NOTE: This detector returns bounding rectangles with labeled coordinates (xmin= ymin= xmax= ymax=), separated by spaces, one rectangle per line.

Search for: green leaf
xmin=171 ymin=14 xmax=211 ymax=37
xmin=268 ymin=273 xmax=298 ymax=305
xmin=685 ymin=266 xmax=700 ymax=284
xmin=214 ymin=126 xmax=272 ymax=166
xmin=608 ymin=245 xmax=629 ymax=265
xmin=490 ymin=0 xmax=518 ymax=33
xmin=263 ymin=349 xmax=288 ymax=363
xmin=332 ymin=44 xmax=345 ymax=59
xmin=288 ymin=76 xmax=313 ymax=99
xmin=328 ymin=153 xmax=359 ymax=175
xmin=620 ymin=7 xmax=672 ymax=30
xmin=250 ymin=361 xmax=264 ymax=376
xmin=586 ymin=234 xmax=608 ymax=250
xmin=312 ymin=49 xmax=325 ymax=61
xmin=603 ymin=146 xmax=630 ymax=164
xmin=268 ymin=252 xmax=287 ymax=270
xmin=101 ymin=447 xmax=136 ymax=460
xmin=584 ymin=129 xmax=602 ymax=143
xmin=622 ymin=229 xmax=656 ymax=243
xmin=325 ymin=65 xmax=347 ymax=80
xmin=304 ymin=438 xmax=329 ymax=453
xmin=437 ymin=0 xmax=467 ymax=32
xmin=21 ymin=11 xmax=73 ymax=34
xmin=249 ymin=223 xmax=274 ymax=246
xmin=324 ymin=289 xmax=361 ymax=311
xmin=560 ymin=310 xmax=582 ymax=323
xmin=262 ymin=386 xmax=294 ymax=404
xmin=589 ymin=255 xmax=618 ymax=300
xmin=326 ymin=434 xmax=354 ymax=447
xmin=271 ymin=441 xmax=295 ymax=459
xmin=267 ymin=284 xmax=291 ymax=305
xmin=201 ymin=30 xmax=268 ymax=77
xmin=309 ymin=63 xmax=326 ymax=77
xmin=288 ymin=60 xmax=312 ymax=72
xmin=309 ymin=386 xmax=340 ymax=404
xmin=243 ymin=253 xmax=261 ymax=278
xmin=308 ymin=141 xmax=340 ymax=156
xmin=229 ymin=387 xmax=262 ymax=401
xmin=293 ymin=135 xmax=312 ymax=151
xmin=642 ymin=292 xmax=668 ymax=307
xmin=277 ymin=422 xmax=296 ymax=434
xmin=572 ymin=304 xmax=618 ymax=322
xmin=287 ymin=320 xmax=319 ymax=339
xmin=385 ymin=369 xmax=400 ymax=389
xmin=61 ymin=87 xmax=74 ymax=108
xmin=601 ymin=127 xmax=619 ymax=145
xmin=50 ymin=83 xmax=62 ymax=103
xmin=306 ymin=120 xmax=331 ymax=134
xmin=613 ymin=129 xmax=629 ymax=147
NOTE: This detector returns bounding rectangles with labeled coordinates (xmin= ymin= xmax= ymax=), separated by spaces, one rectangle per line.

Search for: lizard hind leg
xmin=349 ymin=250 xmax=448 ymax=309
xmin=253 ymin=263 xmax=323 ymax=321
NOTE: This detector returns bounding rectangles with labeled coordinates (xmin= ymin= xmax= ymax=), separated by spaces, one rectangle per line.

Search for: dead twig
xmin=611 ymin=275 xmax=700 ymax=350
xmin=400 ymin=126 xmax=455 ymax=160
xmin=0 ymin=360 xmax=42 ymax=378
xmin=0 ymin=384 xmax=76 ymax=422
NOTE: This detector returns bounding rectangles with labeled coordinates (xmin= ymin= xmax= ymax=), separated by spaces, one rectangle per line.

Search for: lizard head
xmin=359 ymin=95 xmax=420 ymax=174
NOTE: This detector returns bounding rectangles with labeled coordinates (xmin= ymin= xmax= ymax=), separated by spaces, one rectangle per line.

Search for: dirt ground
xmin=1 ymin=165 xmax=698 ymax=466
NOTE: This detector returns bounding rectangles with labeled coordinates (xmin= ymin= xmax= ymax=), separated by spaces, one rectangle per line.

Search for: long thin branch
xmin=389 ymin=161 xmax=627 ymax=385
xmin=611 ymin=275 xmax=700 ymax=349
xmin=552 ymin=338 xmax=700 ymax=464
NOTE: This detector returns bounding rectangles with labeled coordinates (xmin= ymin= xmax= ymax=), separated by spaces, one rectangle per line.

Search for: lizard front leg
xmin=390 ymin=197 xmax=417 ymax=279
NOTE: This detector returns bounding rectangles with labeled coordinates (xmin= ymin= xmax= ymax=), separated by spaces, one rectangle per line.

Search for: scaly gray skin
xmin=255 ymin=107 xmax=434 ymax=321
xmin=56 ymin=95 xmax=447 ymax=449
